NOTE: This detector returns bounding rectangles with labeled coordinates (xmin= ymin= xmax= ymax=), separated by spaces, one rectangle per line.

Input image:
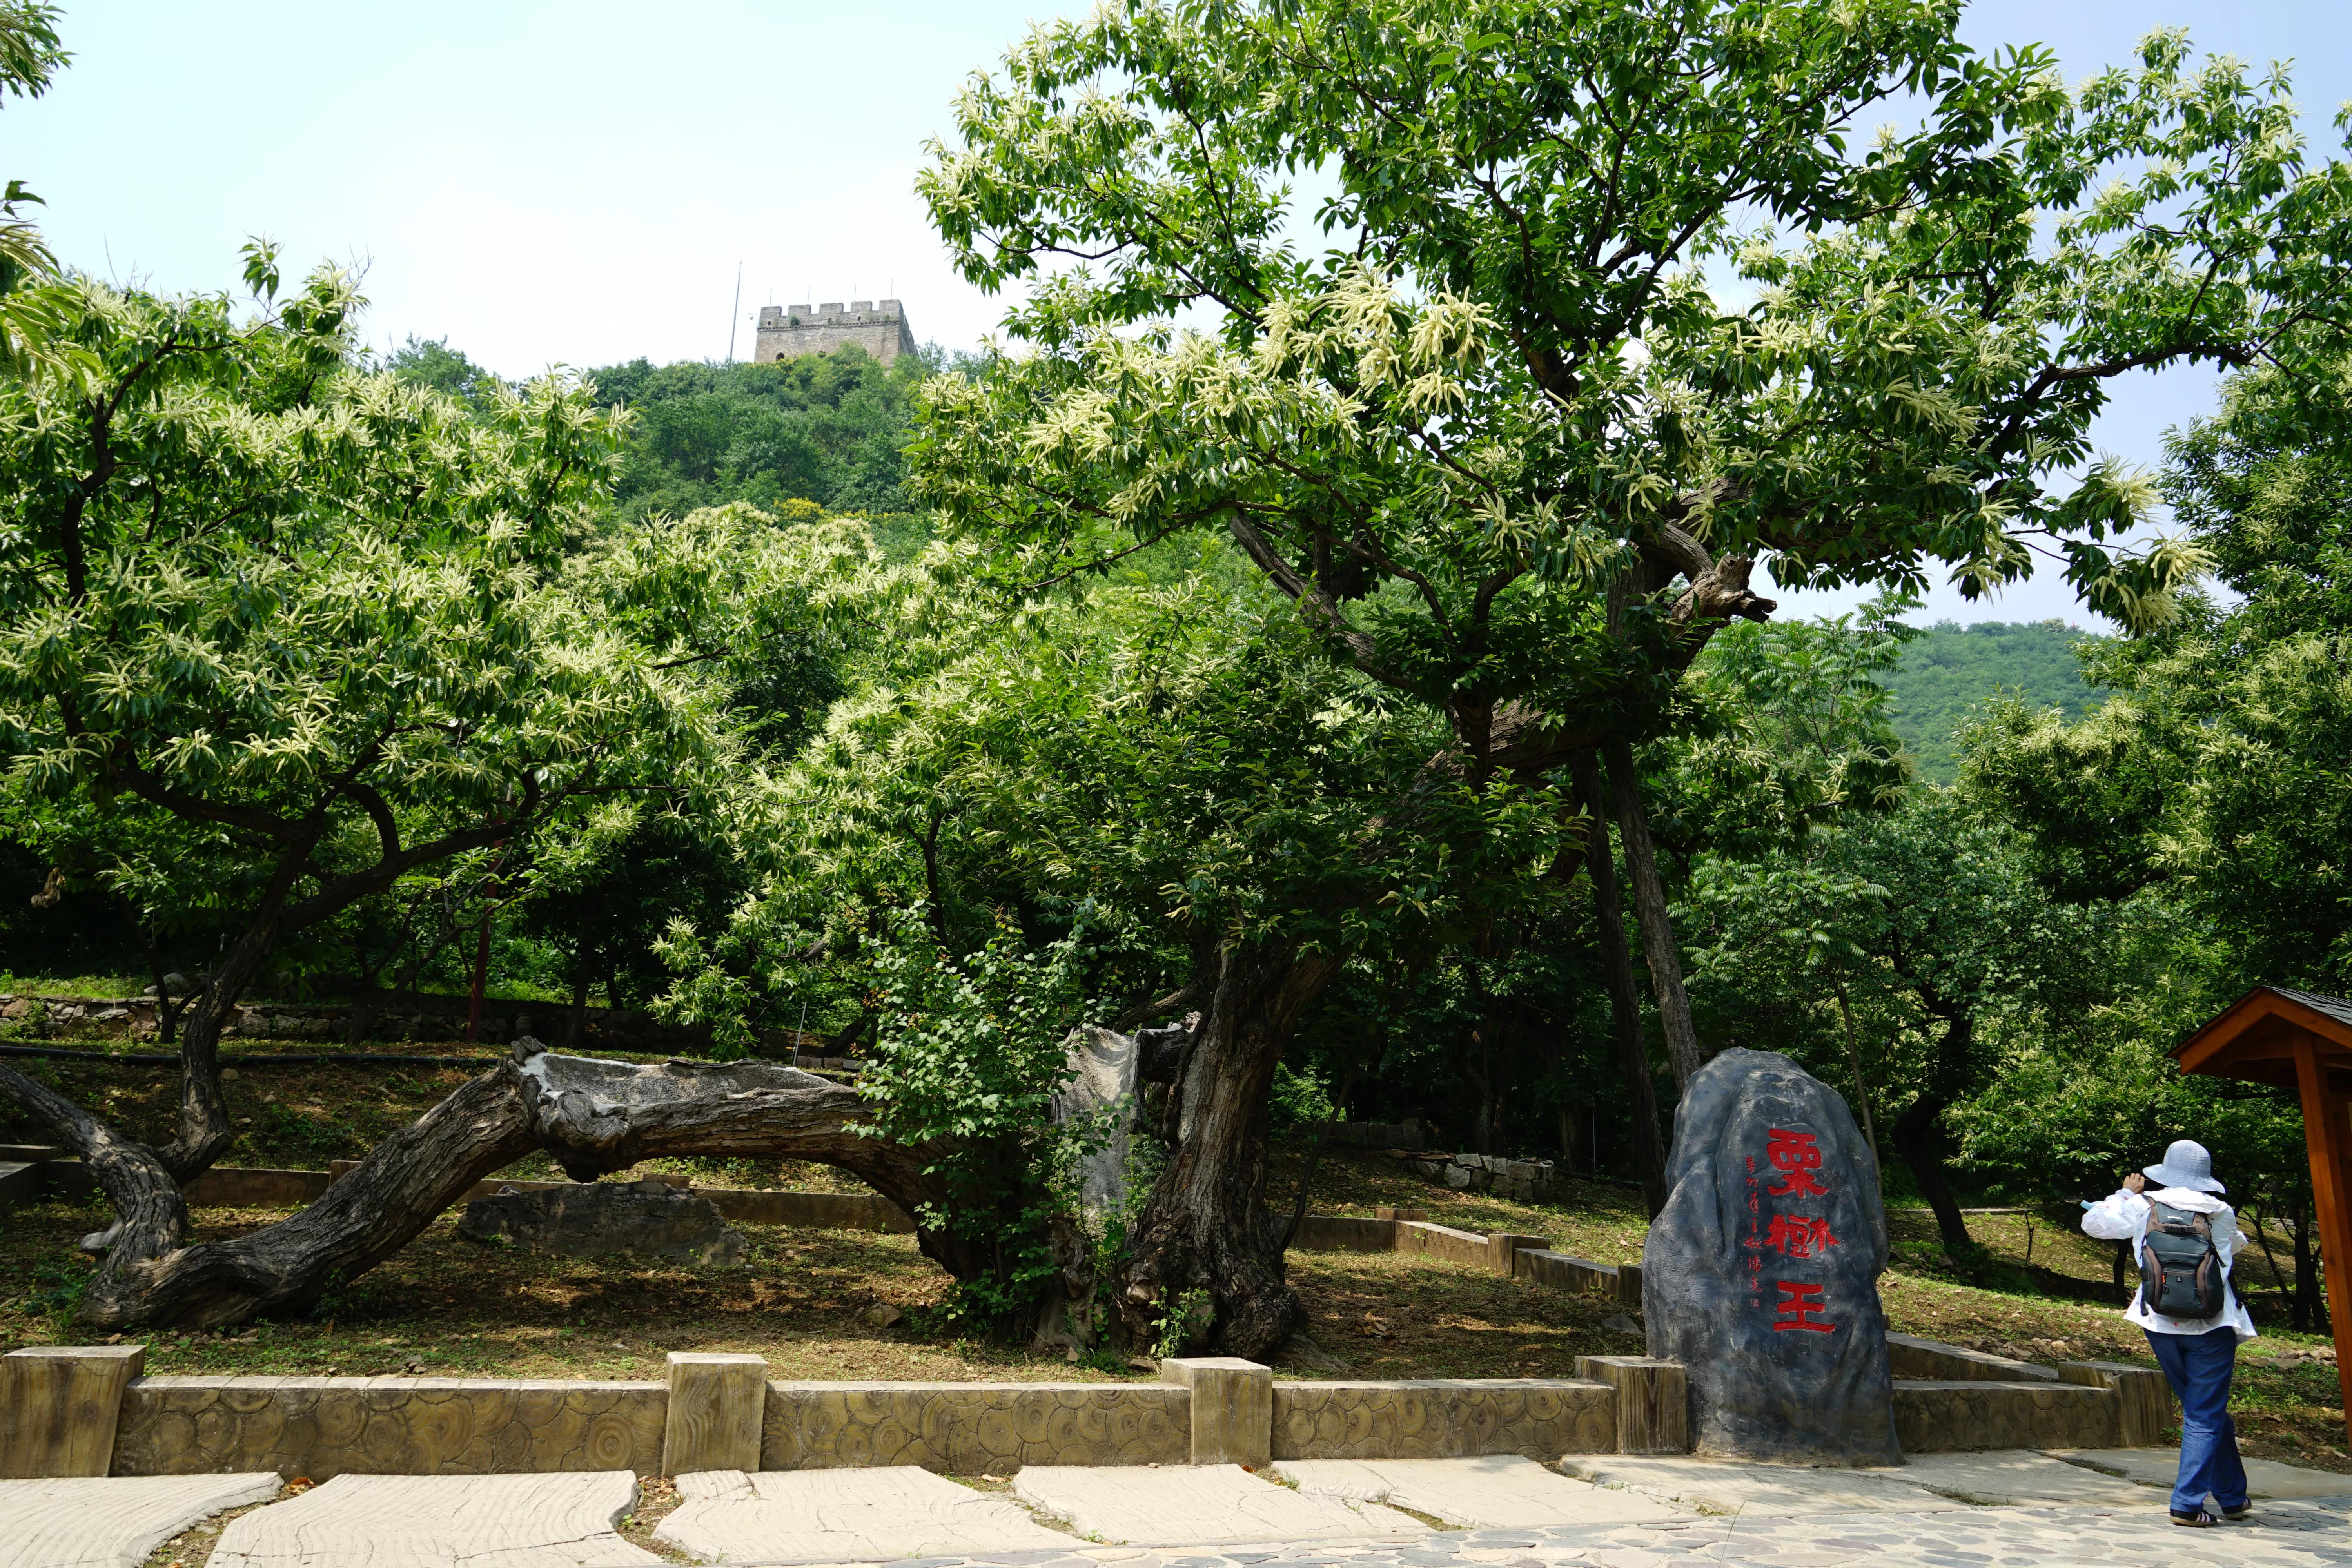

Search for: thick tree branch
xmin=1224 ymin=512 xmax=1408 ymax=691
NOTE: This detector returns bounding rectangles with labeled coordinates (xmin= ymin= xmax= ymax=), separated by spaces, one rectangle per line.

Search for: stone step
xmin=1274 ymin=1454 xmax=1684 ymax=1526
xmin=1558 ymin=1454 xmax=1973 ymax=1515
xmin=205 ymin=1470 xmax=659 ymax=1567
xmin=0 ymin=1472 xmax=279 ymax=1568
xmin=657 ymin=1467 xmax=1072 ymax=1563
xmin=1011 ymin=1463 xmax=1425 ymax=1546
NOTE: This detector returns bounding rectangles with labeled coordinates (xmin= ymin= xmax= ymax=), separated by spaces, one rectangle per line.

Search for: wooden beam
xmin=2291 ymin=1029 xmax=2352 ymax=1445
xmin=2177 ymin=987 xmax=2352 ymax=1076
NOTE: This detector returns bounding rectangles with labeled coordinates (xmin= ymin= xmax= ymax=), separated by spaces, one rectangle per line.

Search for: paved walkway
xmin=206 ymin=1471 xmax=657 ymax=1567
xmin=660 ymin=1468 xmax=1071 ymax=1563
xmin=775 ymin=1497 xmax=2352 ymax=1568
xmin=18 ymin=1450 xmax=2351 ymax=1567
xmin=0 ymin=1473 xmax=280 ymax=1568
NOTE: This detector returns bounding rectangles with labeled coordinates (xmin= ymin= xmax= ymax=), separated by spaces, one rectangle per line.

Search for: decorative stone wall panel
xmin=1890 ymin=1379 xmax=2122 ymax=1453
xmin=760 ymin=1381 xmax=1189 ymax=1472
xmin=1270 ymin=1378 xmax=1615 ymax=1461
xmin=109 ymin=1376 xmax=666 ymax=1480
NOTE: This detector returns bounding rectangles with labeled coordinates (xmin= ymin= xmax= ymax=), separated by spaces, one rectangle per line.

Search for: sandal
xmin=2171 ymin=1508 xmax=2222 ymax=1527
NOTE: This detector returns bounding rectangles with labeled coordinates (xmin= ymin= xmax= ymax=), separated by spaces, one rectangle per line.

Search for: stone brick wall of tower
xmin=751 ymin=300 xmax=918 ymax=366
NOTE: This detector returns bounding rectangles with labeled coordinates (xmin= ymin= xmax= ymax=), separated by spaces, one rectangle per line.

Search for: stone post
xmin=1576 ymin=1355 xmax=1688 ymax=1454
xmin=2059 ymin=1360 xmax=2176 ymax=1448
xmin=1486 ymin=1232 xmax=1551 ymax=1274
xmin=0 ymin=1343 xmax=145 ymax=1477
xmin=1613 ymin=1263 xmax=1645 ymax=1307
xmin=1160 ymin=1356 xmax=1271 ymax=1467
xmin=662 ymin=1352 xmax=768 ymax=1476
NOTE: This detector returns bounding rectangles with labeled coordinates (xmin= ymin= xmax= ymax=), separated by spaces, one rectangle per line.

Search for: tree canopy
xmin=7 ymin=0 xmax=2352 ymax=1349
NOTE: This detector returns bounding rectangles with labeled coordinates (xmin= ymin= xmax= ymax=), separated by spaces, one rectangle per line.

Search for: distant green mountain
xmin=1881 ymin=621 xmax=2106 ymax=784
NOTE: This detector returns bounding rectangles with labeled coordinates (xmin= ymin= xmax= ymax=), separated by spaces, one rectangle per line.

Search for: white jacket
xmin=2080 ymin=1186 xmax=2257 ymax=1341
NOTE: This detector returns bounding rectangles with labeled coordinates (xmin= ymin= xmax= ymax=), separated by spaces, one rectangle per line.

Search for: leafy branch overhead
xmin=918 ymin=0 xmax=2352 ymax=723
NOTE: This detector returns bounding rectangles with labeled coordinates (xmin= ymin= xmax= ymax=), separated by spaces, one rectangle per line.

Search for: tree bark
xmin=161 ymin=837 xmax=320 ymax=1181
xmin=1602 ymin=738 xmax=1704 ymax=1089
xmin=1114 ymin=939 xmax=1342 ymax=1359
xmin=1834 ymin=984 xmax=1879 ymax=1176
xmin=1572 ymin=752 xmax=1668 ymax=1218
xmin=1887 ymin=1091 xmax=1971 ymax=1253
xmin=2292 ymin=1192 xmax=2328 ymax=1333
xmin=1892 ymin=993 xmax=1977 ymax=1255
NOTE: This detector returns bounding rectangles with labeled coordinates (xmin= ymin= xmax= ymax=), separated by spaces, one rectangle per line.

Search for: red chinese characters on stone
xmin=1742 ymin=1154 xmax=1763 ymax=1305
xmin=1763 ymin=1213 xmax=1840 ymax=1259
xmin=1772 ymin=1280 xmax=1836 ymax=1333
xmin=1765 ymin=1127 xmax=1829 ymax=1199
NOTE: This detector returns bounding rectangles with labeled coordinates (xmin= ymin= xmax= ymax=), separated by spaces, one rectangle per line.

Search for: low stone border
xmin=1886 ymin=1333 xmax=2057 ymax=1383
xmin=1891 ymin=1379 xmax=2129 ymax=1452
xmin=0 ymin=1339 xmax=2150 ymax=1479
xmin=1285 ymin=1210 xmax=1647 ymax=1309
xmin=3 ymin=1156 xmax=920 ymax=1232
xmin=4 ymin=1345 xmax=1666 ymax=1481
xmin=1270 ymin=1376 xmax=1616 ymax=1460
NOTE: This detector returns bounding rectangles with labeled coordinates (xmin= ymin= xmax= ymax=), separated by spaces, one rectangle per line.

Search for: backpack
xmin=2139 ymin=1199 xmax=2227 ymax=1319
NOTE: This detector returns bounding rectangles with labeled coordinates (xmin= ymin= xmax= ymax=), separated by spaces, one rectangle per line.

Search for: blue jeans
xmin=2145 ymin=1325 xmax=2248 ymax=1515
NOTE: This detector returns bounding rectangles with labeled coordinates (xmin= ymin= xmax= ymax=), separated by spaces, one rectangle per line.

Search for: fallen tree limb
xmin=24 ymin=1040 xmax=959 ymax=1332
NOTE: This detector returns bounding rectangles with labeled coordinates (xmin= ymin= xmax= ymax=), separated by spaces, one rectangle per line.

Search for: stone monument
xmin=1642 ymin=1047 xmax=1900 ymax=1465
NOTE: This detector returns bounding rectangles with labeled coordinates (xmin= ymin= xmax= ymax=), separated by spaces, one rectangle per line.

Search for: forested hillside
xmin=1880 ymin=621 xmax=2104 ymax=782
xmin=388 ymin=336 xmax=934 ymax=522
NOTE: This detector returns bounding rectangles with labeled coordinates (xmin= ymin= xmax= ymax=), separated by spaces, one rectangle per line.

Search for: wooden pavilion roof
xmin=2174 ymin=985 xmax=2352 ymax=1093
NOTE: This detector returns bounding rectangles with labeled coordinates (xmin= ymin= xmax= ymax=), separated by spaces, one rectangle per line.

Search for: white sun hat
xmin=2142 ymin=1138 xmax=2225 ymax=1194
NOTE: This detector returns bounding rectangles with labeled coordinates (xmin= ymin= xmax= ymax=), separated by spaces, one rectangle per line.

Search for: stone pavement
xmin=14 ymin=1449 xmax=2349 ymax=1568
xmin=1273 ymin=1456 xmax=1682 ymax=1526
xmin=0 ymin=1472 xmax=280 ymax=1568
xmin=1013 ymin=1463 xmax=1427 ymax=1545
xmin=706 ymin=1495 xmax=2352 ymax=1568
xmin=1868 ymin=1449 xmax=2154 ymax=1506
xmin=1557 ymin=1454 xmax=1973 ymax=1514
xmin=205 ymin=1470 xmax=659 ymax=1567
xmin=2050 ymin=1446 xmax=2352 ymax=1500
xmin=659 ymin=1468 xmax=1071 ymax=1563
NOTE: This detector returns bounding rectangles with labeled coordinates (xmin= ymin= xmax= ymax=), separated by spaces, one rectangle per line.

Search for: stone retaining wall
xmin=109 ymin=1375 xmax=667 ymax=1480
xmin=1514 ymin=1248 xmax=1645 ymax=1307
xmin=1270 ymin=1377 xmax=1615 ymax=1460
xmin=762 ymin=1381 xmax=1191 ymax=1472
xmin=4 ymin=1341 xmax=2149 ymax=1478
xmin=1890 ymin=1379 xmax=2124 ymax=1452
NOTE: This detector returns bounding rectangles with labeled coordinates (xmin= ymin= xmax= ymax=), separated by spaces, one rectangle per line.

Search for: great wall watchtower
xmin=751 ymin=299 xmax=918 ymax=365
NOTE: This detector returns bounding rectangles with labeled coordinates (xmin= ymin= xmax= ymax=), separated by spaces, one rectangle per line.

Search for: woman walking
xmin=2080 ymin=1139 xmax=2257 ymax=1527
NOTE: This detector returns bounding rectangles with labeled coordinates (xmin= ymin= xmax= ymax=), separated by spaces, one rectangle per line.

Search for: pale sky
xmin=13 ymin=2 xmax=2348 ymax=626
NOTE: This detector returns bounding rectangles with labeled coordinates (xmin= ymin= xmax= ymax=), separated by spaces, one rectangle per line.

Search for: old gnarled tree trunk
xmin=2 ymin=1044 xmax=961 ymax=1331
xmin=1109 ymin=938 xmax=1343 ymax=1359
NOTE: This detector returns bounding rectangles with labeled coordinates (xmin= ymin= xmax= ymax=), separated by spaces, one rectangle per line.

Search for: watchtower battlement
xmin=752 ymin=299 xmax=918 ymax=366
